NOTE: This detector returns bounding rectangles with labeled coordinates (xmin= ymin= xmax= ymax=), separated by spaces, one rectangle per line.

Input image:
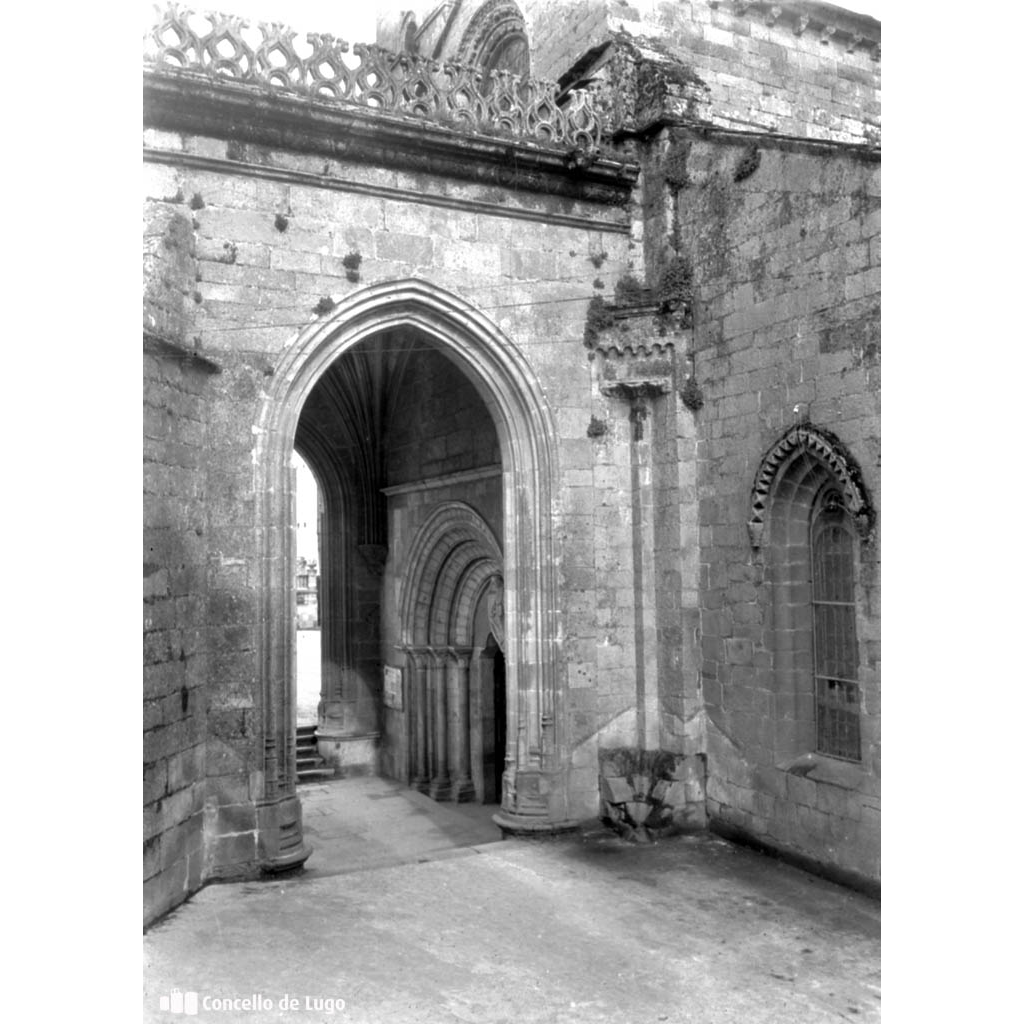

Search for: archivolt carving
xmin=748 ymin=424 xmax=874 ymax=548
xmin=399 ymin=502 xmax=503 ymax=647
xmin=486 ymin=577 xmax=506 ymax=653
xmin=456 ymin=1 xmax=530 ymax=79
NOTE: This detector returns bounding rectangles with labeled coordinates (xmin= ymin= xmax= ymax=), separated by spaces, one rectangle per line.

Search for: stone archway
xmin=252 ymin=279 xmax=564 ymax=868
xmin=397 ymin=503 xmax=503 ymax=804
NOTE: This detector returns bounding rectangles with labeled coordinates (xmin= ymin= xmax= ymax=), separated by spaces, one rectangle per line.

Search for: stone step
xmin=296 ymin=725 xmax=331 ymax=783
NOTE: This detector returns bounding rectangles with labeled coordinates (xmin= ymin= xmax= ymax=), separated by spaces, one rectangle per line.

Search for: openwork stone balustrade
xmin=144 ymin=3 xmax=605 ymax=157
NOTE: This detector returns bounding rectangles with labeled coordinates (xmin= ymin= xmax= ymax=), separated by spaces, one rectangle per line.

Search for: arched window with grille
xmin=750 ymin=424 xmax=874 ymax=765
xmin=810 ymin=488 xmax=861 ymax=761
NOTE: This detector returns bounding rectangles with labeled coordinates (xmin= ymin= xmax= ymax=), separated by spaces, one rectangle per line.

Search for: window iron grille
xmin=811 ymin=491 xmax=861 ymax=761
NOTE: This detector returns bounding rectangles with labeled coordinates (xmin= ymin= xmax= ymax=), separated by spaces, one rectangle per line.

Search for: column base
xmin=261 ymin=842 xmax=313 ymax=873
xmin=256 ymin=794 xmax=313 ymax=873
xmin=452 ymin=777 xmax=476 ymax=803
xmin=315 ymin=730 xmax=380 ymax=776
xmin=429 ymin=777 xmax=452 ymax=801
xmin=492 ymin=810 xmax=580 ymax=838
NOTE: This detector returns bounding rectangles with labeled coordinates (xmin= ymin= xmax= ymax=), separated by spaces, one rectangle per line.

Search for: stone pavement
xmin=143 ymin=777 xmax=880 ymax=1024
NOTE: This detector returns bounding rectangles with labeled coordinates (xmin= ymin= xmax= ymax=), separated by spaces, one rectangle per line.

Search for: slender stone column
xmin=601 ymin=381 xmax=670 ymax=753
xmin=409 ymin=649 xmax=430 ymax=792
xmin=448 ymin=648 xmax=475 ymax=802
xmin=423 ymin=648 xmax=436 ymax=787
xmin=428 ymin=648 xmax=452 ymax=800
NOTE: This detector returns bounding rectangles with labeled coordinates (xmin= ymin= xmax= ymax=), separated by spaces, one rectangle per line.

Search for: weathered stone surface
xmin=142 ymin=0 xmax=880 ymax=924
xmin=625 ymin=801 xmax=651 ymax=825
xmin=600 ymin=776 xmax=635 ymax=805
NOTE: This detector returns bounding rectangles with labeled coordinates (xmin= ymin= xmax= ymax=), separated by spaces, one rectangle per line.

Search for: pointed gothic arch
xmin=752 ymin=423 xmax=874 ymax=765
xmin=748 ymin=423 xmax=875 ymax=551
xmin=250 ymin=279 xmax=563 ymax=865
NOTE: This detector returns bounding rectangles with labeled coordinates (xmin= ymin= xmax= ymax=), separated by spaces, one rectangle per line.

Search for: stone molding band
xmin=142 ymin=66 xmax=637 ymax=206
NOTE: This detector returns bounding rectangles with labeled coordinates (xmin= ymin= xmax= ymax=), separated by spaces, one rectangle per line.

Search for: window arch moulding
xmin=747 ymin=423 xmax=875 ymax=552
xmin=456 ymin=0 xmax=531 ymax=82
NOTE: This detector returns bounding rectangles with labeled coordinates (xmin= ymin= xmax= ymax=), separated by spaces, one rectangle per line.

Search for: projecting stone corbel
xmin=600 ymin=380 xmax=671 ymax=441
xmin=584 ymin=285 xmax=689 ymax=419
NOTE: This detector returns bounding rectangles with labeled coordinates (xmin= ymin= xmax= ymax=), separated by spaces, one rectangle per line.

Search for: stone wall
xmin=142 ymin=98 xmax=636 ymax=921
xmin=527 ymin=1 xmax=879 ymax=146
xmin=143 ymin=186 xmax=217 ymax=923
xmin=143 ymin=0 xmax=881 ymax=921
xmin=387 ymin=347 xmax=501 ymax=488
xmin=143 ymin=350 xmax=210 ymax=922
xmin=379 ymin=0 xmax=880 ymax=148
xmin=659 ymin=131 xmax=881 ymax=884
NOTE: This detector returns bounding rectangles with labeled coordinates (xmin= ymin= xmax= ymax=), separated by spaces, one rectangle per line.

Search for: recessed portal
xmin=254 ymin=279 xmax=562 ymax=840
xmin=293 ymin=327 xmax=504 ymax=795
xmin=478 ymin=635 xmax=506 ymax=805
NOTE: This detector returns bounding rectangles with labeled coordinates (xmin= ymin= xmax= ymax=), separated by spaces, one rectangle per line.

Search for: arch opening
xmin=291 ymin=451 xmax=322 ymax=727
xmin=762 ymin=436 xmax=872 ymax=768
xmin=251 ymin=279 xmax=563 ymax=865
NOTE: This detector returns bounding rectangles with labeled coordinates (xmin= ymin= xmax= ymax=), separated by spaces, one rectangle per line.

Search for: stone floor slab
xmin=144 ymin=778 xmax=880 ymax=1024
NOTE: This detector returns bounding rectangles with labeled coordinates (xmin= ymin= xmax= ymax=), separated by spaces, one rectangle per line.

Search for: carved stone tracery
xmin=144 ymin=3 xmax=601 ymax=155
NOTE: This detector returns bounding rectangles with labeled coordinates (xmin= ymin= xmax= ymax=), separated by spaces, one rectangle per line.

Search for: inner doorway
xmin=478 ymin=635 xmax=506 ymax=805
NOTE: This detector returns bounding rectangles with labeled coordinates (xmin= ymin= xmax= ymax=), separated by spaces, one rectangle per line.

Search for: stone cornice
xmin=144 ymin=144 xmax=633 ymax=234
xmin=713 ymin=1 xmax=881 ymax=58
xmin=143 ymin=69 xmax=638 ymax=207
xmin=625 ymin=115 xmax=881 ymax=159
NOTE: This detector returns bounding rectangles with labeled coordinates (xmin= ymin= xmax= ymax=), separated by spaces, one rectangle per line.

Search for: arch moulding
xmin=399 ymin=500 xmax=503 ymax=647
xmin=748 ymin=423 xmax=875 ymax=551
xmin=251 ymin=279 xmax=564 ymax=860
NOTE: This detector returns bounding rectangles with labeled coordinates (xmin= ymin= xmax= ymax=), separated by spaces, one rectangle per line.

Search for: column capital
xmin=445 ymin=645 xmax=474 ymax=666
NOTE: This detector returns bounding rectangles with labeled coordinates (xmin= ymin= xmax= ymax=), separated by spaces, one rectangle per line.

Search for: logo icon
xmin=159 ymin=990 xmax=199 ymax=1015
